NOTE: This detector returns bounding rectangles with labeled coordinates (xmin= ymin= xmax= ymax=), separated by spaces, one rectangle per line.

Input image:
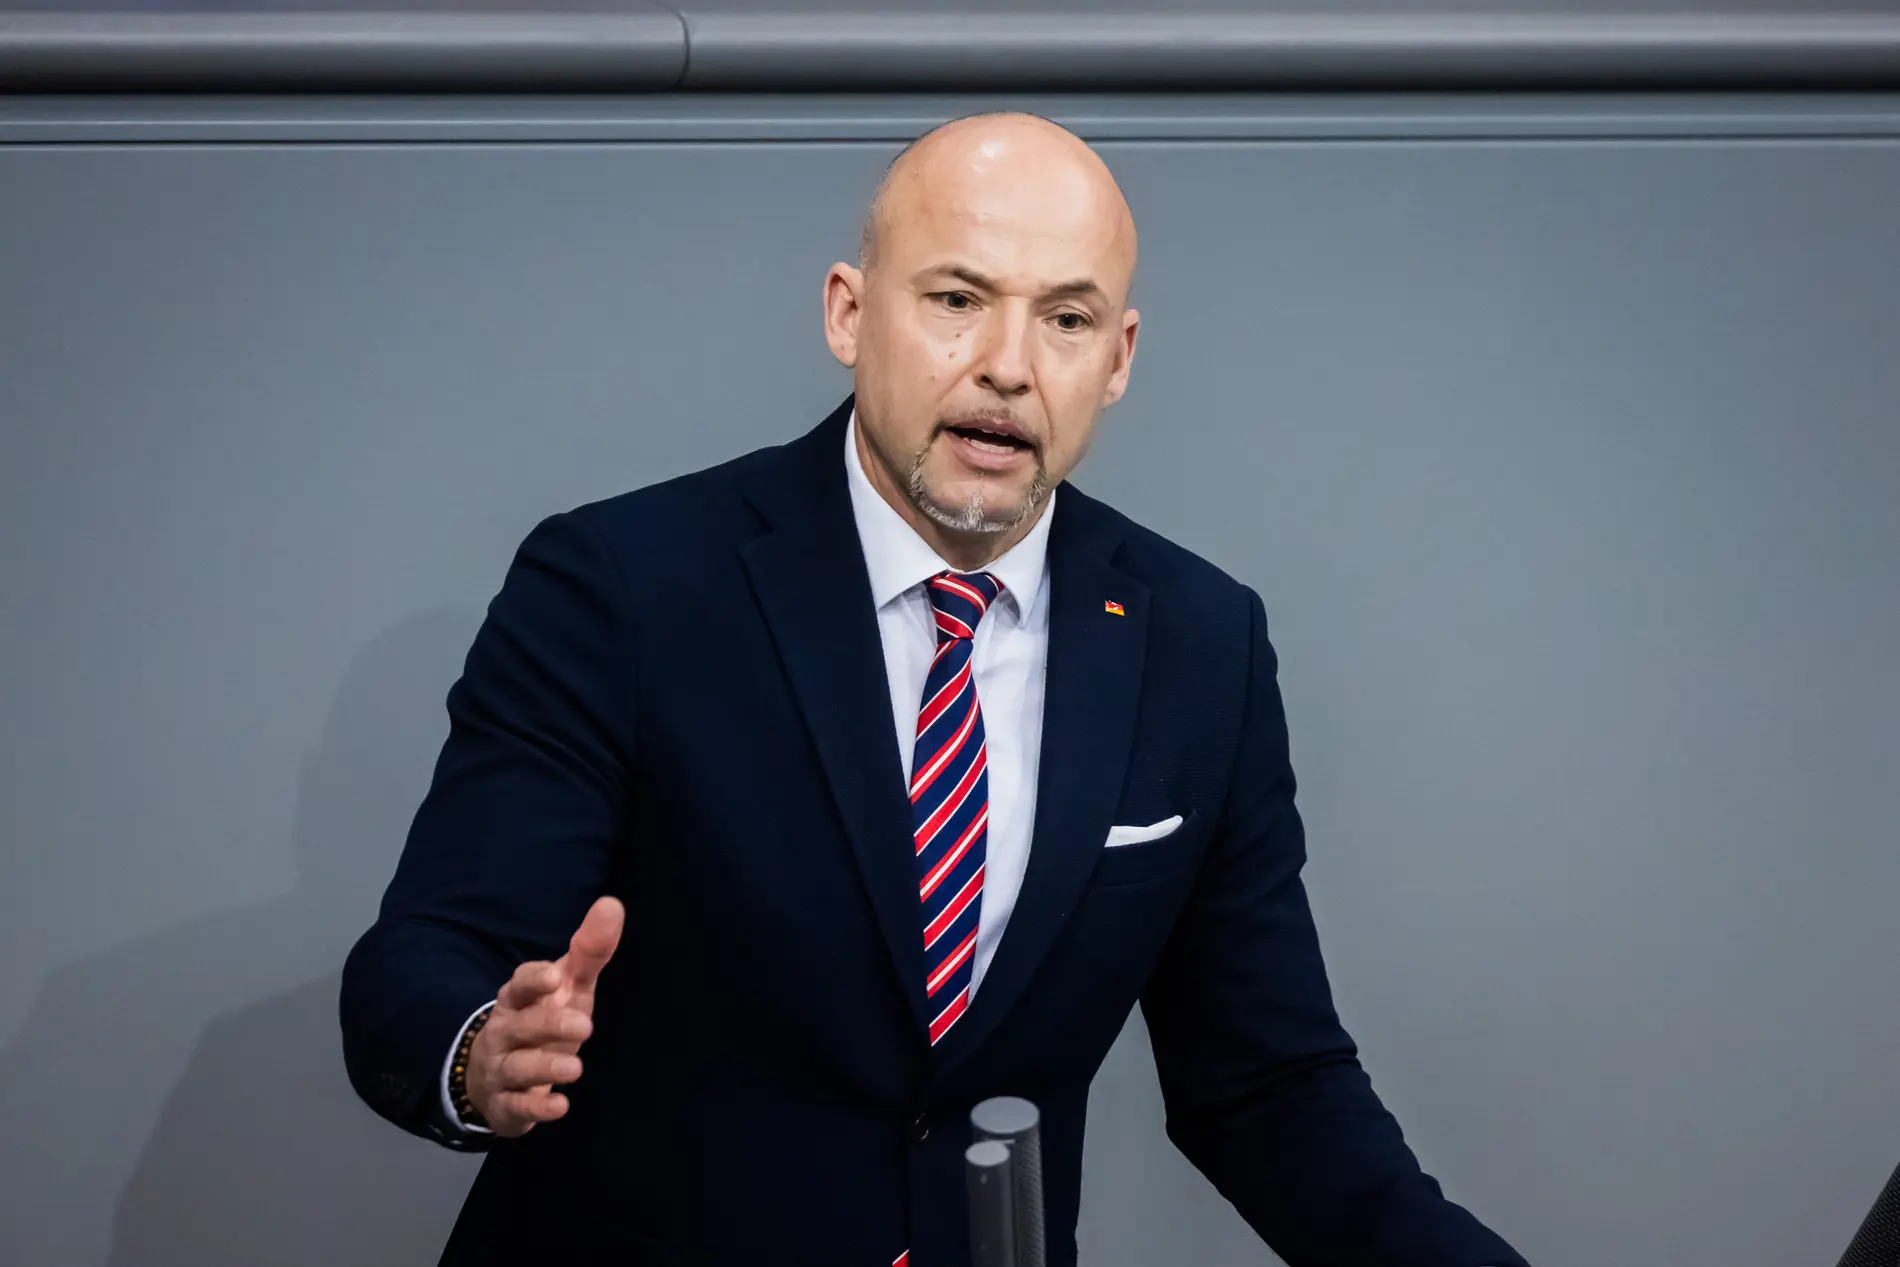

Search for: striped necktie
xmin=911 ymin=569 xmax=1004 ymax=1047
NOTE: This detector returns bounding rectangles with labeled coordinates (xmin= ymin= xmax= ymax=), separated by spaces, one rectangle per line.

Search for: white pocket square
xmin=1103 ymin=815 xmax=1184 ymax=848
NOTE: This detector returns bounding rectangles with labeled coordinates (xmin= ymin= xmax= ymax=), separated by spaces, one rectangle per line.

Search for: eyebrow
xmin=933 ymin=264 xmax=1110 ymax=307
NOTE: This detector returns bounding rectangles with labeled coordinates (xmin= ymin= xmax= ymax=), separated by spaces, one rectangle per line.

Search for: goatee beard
xmin=906 ymin=448 xmax=1048 ymax=536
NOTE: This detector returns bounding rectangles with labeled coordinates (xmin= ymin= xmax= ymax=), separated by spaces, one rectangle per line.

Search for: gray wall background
xmin=2 ymin=93 xmax=1899 ymax=1266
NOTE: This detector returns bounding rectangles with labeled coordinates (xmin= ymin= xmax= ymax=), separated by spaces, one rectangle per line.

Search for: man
xmin=341 ymin=112 xmax=1528 ymax=1267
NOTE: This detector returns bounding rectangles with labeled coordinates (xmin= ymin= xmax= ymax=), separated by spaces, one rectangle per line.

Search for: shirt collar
xmin=845 ymin=408 xmax=1054 ymax=620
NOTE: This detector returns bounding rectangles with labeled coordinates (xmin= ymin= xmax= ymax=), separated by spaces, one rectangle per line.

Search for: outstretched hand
xmin=464 ymin=895 xmax=624 ymax=1138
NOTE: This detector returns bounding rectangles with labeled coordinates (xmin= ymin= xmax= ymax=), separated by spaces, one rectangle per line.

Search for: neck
xmin=853 ymin=418 xmax=1046 ymax=571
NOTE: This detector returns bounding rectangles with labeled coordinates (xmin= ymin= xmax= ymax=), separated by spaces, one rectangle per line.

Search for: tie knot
xmin=925 ymin=571 xmax=1003 ymax=641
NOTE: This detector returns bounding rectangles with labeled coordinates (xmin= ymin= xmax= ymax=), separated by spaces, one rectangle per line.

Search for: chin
xmin=917 ymin=480 xmax=1037 ymax=535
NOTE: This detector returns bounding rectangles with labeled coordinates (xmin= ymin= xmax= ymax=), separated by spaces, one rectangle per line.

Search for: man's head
xmin=824 ymin=112 xmax=1140 ymax=566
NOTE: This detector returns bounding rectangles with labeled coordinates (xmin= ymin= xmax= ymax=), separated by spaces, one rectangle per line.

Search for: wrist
xmin=449 ymin=1003 xmax=496 ymax=1131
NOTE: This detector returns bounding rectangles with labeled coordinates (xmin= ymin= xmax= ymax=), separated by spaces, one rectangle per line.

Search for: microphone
xmin=1838 ymin=1159 xmax=1900 ymax=1267
xmin=965 ymin=1139 xmax=1017 ymax=1267
xmin=970 ymin=1097 xmax=1046 ymax=1267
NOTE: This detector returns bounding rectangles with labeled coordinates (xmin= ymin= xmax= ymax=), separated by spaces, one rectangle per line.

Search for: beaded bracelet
xmin=449 ymin=1003 xmax=497 ymax=1130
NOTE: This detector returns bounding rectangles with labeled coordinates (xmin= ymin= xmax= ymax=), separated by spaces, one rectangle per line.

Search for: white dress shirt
xmin=442 ymin=411 xmax=1054 ymax=1133
xmin=843 ymin=409 xmax=1053 ymax=998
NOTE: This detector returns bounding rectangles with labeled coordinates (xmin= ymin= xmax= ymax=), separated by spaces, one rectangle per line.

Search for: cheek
xmin=1034 ymin=332 xmax=1109 ymax=385
xmin=934 ymin=332 xmax=968 ymax=377
xmin=1038 ymin=377 xmax=1111 ymax=474
xmin=890 ymin=325 xmax=963 ymax=384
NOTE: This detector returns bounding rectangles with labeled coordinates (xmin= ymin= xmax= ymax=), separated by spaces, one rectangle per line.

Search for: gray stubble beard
xmin=906 ymin=443 xmax=1049 ymax=536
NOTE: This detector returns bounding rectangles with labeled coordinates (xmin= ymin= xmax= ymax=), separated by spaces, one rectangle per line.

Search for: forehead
xmin=882 ymin=148 xmax=1131 ymax=291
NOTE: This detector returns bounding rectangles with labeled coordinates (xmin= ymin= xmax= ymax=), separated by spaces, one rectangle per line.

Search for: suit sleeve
xmin=1138 ymin=588 xmax=1528 ymax=1266
xmin=339 ymin=510 xmax=636 ymax=1150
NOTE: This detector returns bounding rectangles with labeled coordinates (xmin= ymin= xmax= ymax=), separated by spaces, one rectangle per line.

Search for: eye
xmin=932 ymin=292 xmax=975 ymax=311
xmin=1053 ymin=311 xmax=1091 ymax=332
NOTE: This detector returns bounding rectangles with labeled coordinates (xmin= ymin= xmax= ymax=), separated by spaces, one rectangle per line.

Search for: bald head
xmin=822 ymin=110 xmax=1144 ymax=571
xmin=859 ymin=112 xmax=1137 ymax=299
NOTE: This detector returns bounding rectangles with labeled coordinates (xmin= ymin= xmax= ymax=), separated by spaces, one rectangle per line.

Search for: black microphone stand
xmin=965 ymin=1097 xmax=1046 ymax=1267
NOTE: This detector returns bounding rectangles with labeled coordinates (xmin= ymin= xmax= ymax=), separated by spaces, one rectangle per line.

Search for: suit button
xmin=911 ymin=1114 xmax=931 ymax=1143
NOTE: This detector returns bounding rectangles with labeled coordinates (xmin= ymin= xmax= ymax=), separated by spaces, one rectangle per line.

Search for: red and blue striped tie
xmin=911 ymin=569 xmax=1003 ymax=1047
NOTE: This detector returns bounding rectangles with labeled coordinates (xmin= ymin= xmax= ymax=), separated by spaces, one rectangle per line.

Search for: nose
xmin=973 ymin=301 xmax=1033 ymax=397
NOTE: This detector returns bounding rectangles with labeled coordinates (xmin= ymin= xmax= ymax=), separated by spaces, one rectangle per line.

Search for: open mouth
xmin=944 ymin=423 xmax=1034 ymax=455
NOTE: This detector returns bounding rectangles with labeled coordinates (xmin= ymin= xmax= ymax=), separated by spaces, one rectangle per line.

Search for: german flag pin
xmin=1103 ymin=599 xmax=1126 ymax=616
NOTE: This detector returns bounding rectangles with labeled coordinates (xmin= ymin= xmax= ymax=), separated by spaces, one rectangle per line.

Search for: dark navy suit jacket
xmin=340 ymin=396 xmax=1528 ymax=1267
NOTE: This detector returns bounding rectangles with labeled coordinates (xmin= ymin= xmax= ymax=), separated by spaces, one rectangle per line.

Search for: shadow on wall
xmin=0 ymin=609 xmax=485 ymax=1267
xmin=0 ymin=601 xmax=1281 ymax=1267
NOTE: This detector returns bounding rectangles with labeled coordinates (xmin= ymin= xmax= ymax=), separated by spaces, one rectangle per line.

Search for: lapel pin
xmin=1103 ymin=600 xmax=1125 ymax=616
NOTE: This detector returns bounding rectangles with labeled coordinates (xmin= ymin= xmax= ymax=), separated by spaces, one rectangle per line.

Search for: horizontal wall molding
xmin=0 ymin=5 xmax=686 ymax=91
xmin=7 ymin=92 xmax=1900 ymax=145
xmin=5 ymin=6 xmax=1900 ymax=93
xmin=678 ymin=13 xmax=1900 ymax=92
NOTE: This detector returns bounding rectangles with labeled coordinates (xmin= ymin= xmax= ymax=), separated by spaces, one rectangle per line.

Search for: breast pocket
xmin=1089 ymin=808 xmax=1204 ymax=888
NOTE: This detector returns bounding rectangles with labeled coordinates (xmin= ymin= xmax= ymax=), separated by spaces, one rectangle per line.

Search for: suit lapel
xmin=936 ymin=489 xmax=1149 ymax=1068
xmin=739 ymin=398 xmax=935 ymax=1036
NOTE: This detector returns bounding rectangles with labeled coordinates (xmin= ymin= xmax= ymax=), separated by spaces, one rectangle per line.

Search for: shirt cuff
xmin=439 ymin=998 xmax=498 ymax=1135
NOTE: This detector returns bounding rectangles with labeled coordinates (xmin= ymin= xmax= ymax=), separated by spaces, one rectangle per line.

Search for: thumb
xmin=560 ymin=895 xmax=625 ymax=996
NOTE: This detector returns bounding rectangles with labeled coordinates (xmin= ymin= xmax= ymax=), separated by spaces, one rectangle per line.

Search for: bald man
xmin=341 ymin=113 xmax=1529 ymax=1267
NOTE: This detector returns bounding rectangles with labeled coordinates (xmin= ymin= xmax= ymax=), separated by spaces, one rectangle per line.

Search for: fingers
xmin=496 ymin=959 xmax=563 ymax=1012
xmin=474 ymin=897 xmax=620 ymax=1136
xmin=560 ymin=896 xmax=625 ymax=994
xmin=501 ymin=896 xmax=623 ymax=1013
xmin=490 ymin=1088 xmax=569 ymax=1134
xmin=492 ymin=1045 xmax=585 ymax=1093
xmin=499 ymin=997 xmax=593 ymax=1050
xmin=467 ymin=1007 xmax=586 ymax=1138
xmin=484 ymin=1086 xmax=570 ymax=1137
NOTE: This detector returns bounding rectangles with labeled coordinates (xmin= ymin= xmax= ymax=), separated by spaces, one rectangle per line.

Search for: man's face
xmin=827 ymin=127 xmax=1139 ymax=541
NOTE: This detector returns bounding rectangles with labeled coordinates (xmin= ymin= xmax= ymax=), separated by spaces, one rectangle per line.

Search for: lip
xmin=944 ymin=427 xmax=1034 ymax=474
xmin=941 ymin=415 xmax=1036 ymax=448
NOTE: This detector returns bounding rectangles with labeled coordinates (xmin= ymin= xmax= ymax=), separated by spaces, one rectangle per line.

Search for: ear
xmin=1101 ymin=306 xmax=1140 ymax=407
xmin=824 ymin=263 xmax=866 ymax=369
